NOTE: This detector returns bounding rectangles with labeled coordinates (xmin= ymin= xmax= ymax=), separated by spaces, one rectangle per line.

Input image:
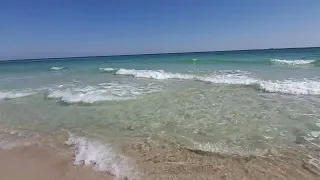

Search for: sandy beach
xmin=0 ymin=139 xmax=319 ymax=180
xmin=0 ymin=145 xmax=111 ymax=180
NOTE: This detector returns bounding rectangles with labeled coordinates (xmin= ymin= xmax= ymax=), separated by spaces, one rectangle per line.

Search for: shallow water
xmin=1 ymin=48 xmax=320 ymax=178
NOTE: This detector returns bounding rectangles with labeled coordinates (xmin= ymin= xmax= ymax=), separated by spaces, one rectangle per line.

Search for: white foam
xmin=0 ymin=90 xmax=35 ymax=100
xmin=116 ymin=68 xmax=195 ymax=80
xmin=304 ymin=137 xmax=315 ymax=141
xmin=195 ymin=70 xmax=257 ymax=85
xmin=66 ymin=134 xmax=135 ymax=178
xmin=115 ymin=69 xmax=320 ymax=95
xmin=198 ymin=74 xmax=258 ymax=85
xmin=116 ymin=68 xmax=257 ymax=85
xmin=271 ymin=59 xmax=316 ymax=65
xmin=47 ymin=82 xmax=161 ymax=103
xmin=258 ymin=80 xmax=320 ymax=95
xmin=48 ymin=88 xmax=116 ymax=103
xmin=50 ymin=66 xmax=64 ymax=70
xmin=99 ymin=68 xmax=117 ymax=72
xmin=311 ymin=131 xmax=320 ymax=138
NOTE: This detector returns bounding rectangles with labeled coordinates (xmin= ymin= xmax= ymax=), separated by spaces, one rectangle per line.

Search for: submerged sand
xmin=124 ymin=140 xmax=320 ymax=180
xmin=0 ymin=140 xmax=319 ymax=180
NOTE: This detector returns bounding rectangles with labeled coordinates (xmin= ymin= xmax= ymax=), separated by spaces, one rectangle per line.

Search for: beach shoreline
xmin=0 ymin=137 xmax=319 ymax=180
xmin=0 ymin=144 xmax=111 ymax=180
xmin=1 ymin=48 xmax=320 ymax=179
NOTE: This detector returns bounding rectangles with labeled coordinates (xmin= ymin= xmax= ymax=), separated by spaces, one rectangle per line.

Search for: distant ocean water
xmin=1 ymin=47 xmax=320 ymax=178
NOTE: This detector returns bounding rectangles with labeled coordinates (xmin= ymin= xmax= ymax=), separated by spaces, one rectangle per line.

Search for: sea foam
xmin=270 ymin=59 xmax=316 ymax=65
xmin=198 ymin=74 xmax=258 ymax=85
xmin=116 ymin=68 xmax=258 ymax=85
xmin=0 ymin=90 xmax=35 ymax=100
xmin=50 ymin=66 xmax=64 ymax=70
xmin=258 ymin=80 xmax=320 ymax=95
xmin=116 ymin=68 xmax=320 ymax=95
xmin=99 ymin=67 xmax=117 ymax=72
xmin=47 ymin=82 xmax=161 ymax=104
xmin=116 ymin=68 xmax=195 ymax=80
xmin=66 ymin=133 xmax=136 ymax=178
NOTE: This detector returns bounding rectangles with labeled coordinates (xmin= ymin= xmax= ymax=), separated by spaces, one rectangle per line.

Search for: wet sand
xmin=124 ymin=140 xmax=320 ymax=180
xmin=0 ymin=145 xmax=111 ymax=180
xmin=0 ymin=140 xmax=320 ymax=180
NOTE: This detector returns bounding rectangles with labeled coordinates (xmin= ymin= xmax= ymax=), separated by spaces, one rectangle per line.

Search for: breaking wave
xmin=98 ymin=67 xmax=118 ymax=73
xmin=181 ymin=58 xmax=319 ymax=66
xmin=66 ymin=133 xmax=136 ymax=178
xmin=270 ymin=59 xmax=316 ymax=65
xmin=0 ymin=90 xmax=35 ymax=100
xmin=50 ymin=66 xmax=65 ymax=71
xmin=115 ymin=68 xmax=320 ymax=95
xmin=116 ymin=68 xmax=195 ymax=80
xmin=258 ymin=80 xmax=320 ymax=95
xmin=116 ymin=68 xmax=257 ymax=84
xmin=47 ymin=82 xmax=161 ymax=104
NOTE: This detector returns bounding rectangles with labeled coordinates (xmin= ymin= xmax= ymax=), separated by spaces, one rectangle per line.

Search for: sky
xmin=1 ymin=0 xmax=320 ymax=60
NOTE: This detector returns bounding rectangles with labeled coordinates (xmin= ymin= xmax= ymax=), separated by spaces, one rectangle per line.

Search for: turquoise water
xmin=1 ymin=47 xmax=320 ymax=177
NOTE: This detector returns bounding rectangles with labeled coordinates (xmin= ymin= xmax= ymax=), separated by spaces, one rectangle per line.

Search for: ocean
xmin=1 ymin=47 xmax=320 ymax=179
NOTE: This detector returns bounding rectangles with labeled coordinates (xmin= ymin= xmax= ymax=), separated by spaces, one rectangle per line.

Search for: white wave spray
xmin=116 ymin=68 xmax=257 ymax=85
xmin=50 ymin=66 xmax=64 ymax=70
xmin=99 ymin=68 xmax=117 ymax=72
xmin=115 ymin=68 xmax=320 ymax=95
xmin=258 ymin=80 xmax=320 ymax=95
xmin=116 ymin=68 xmax=195 ymax=80
xmin=0 ymin=90 xmax=35 ymax=100
xmin=47 ymin=82 xmax=161 ymax=104
xmin=66 ymin=133 xmax=136 ymax=178
xmin=271 ymin=59 xmax=316 ymax=65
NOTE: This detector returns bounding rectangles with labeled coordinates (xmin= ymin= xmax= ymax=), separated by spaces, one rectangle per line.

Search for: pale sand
xmin=0 ymin=141 xmax=319 ymax=180
xmin=0 ymin=145 xmax=111 ymax=180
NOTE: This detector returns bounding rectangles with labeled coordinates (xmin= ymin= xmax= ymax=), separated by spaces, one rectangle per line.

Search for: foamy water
xmin=115 ymin=68 xmax=320 ymax=95
xmin=1 ymin=69 xmax=320 ymax=100
xmin=98 ymin=67 xmax=117 ymax=72
xmin=50 ymin=66 xmax=64 ymax=70
xmin=271 ymin=59 xmax=316 ymax=65
xmin=47 ymin=82 xmax=161 ymax=103
xmin=0 ymin=90 xmax=36 ymax=100
xmin=66 ymin=133 xmax=136 ymax=178
xmin=259 ymin=79 xmax=320 ymax=95
xmin=116 ymin=68 xmax=195 ymax=80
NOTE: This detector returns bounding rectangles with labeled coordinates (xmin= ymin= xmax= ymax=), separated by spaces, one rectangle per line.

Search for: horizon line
xmin=2 ymin=46 xmax=320 ymax=62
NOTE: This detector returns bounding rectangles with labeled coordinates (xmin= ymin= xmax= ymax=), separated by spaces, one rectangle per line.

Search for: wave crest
xmin=0 ymin=90 xmax=35 ymax=100
xmin=258 ymin=80 xmax=320 ymax=95
xmin=270 ymin=59 xmax=316 ymax=65
xmin=116 ymin=68 xmax=195 ymax=80
xmin=116 ymin=68 xmax=257 ymax=85
xmin=50 ymin=66 xmax=64 ymax=70
xmin=116 ymin=68 xmax=320 ymax=95
xmin=99 ymin=67 xmax=117 ymax=72
xmin=47 ymin=82 xmax=161 ymax=104
xmin=66 ymin=133 xmax=136 ymax=178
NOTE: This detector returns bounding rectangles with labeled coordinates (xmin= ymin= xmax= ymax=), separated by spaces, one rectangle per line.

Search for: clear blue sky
xmin=1 ymin=0 xmax=320 ymax=60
